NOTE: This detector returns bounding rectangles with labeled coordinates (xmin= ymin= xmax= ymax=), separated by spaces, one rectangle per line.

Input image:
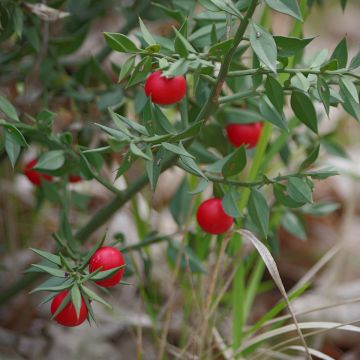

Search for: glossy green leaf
xmin=81 ymin=285 xmax=112 ymax=309
xmin=139 ymin=18 xmax=156 ymax=46
xmin=300 ymin=144 xmax=320 ymax=171
xmin=104 ymin=32 xmax=140 ymax=53
xmin=34 ymin=150 xmax=65 ymax=171
xmin=90 ymin=265 xmax=125 ymax=281
xmin=30 ymin=264 xmax=66 ymax=277
xmin=265 ymin=75 xmax=284 ymax=112
xmin=273 ymin=36 xmax=314 ymax=58
xmin=259 ymin=97 xmax=288 ymax=131
xmin=50 ymin=292 xmax=71 ymax=320
xmin=118 ymin=55 xmax=136 ymax=82
xmin=209 ymin=38 xmax=234 ymax=57
xmin=0 ymin=95 xmax=19 ymax=122
xmin=282 ymin=212 xmax=307 ymax=241
xmin=130 ymin=143 xmax=152 ymax=161
xmin=1 ymin=123 xmax=28 ymax=147
xmin=249 ymin=21 xmax=277 ymax=73
xmin=248 ymin=188 xmax=269 ymax=237
xmin=127 ymin=56 xmax=152 ymax=88
xmin=349 ymin=49 xmax=360 ymax=69
xmin=30 ymin=248 xmax=61 ymax=266
xmin=265 ymin=0 xmax=302 ymax=21
xmin=290 ymin=90 xmax=318 ymax=133
xmin=178 ymin=155 xmax=207 ymax=179
xmin=222 ymin=146 xmax=247 ymax=178
xmin=4 ymin=131 xmax=20 ymax=168
xmin=317 ymin=76 xmax=330 ymax=115
xmin=162 ymin=142 xmax=195 ymax=159
xmin=330 ymin=37 xmax=348 ymax=69
xmin=287 ymin=177 xmax=313 ymax=204
xmin=71 ymin=284 xmax=82 ymax=318
xmin=222 ymin=187 xmax=241 ymax=218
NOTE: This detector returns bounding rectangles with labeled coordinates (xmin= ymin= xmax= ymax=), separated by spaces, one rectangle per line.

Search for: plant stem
xmin=194 ymin=0 xmax=259 ymax=123
xmin=227 ymin=67 xmax=360 ymax=81
xmin=232 ymin=122 xmax=273 ymax=352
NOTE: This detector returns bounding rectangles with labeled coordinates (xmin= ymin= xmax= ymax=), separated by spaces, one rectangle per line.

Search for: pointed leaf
xmin=248 ymin=188 xmax=269 ymax=237
xmin=0 ymin=95 xmax=19 ymax=122
xmin=290 ymin=91 xmax=318 ymax=133
xmin=34 ymin=150 xmax=65 ymax=171
xmin=222 ymin=146 xmax=247 ymax=178
xmin=265 ymin=0 xmax=302 ymax=21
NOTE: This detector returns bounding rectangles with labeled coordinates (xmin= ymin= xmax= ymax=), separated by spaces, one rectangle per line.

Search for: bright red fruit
xmin=144 ymin=70 xmax=187 ymax=105
xmin=196 ymin=198 xmax=234 ymax=235
xmin=23 ymin=158 xmax=53 ymax=186
xmin=50 ymin=290 xmax=88 ymax=327
xmin=68 ymin=174 xmax=82 ymax=183
xmin=226 ymin=122 xmax=263 ymax=149
xmin=89 ymin=246 xmax=125 ymax=287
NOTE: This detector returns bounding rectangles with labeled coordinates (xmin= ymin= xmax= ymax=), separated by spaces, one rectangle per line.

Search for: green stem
xmin=232 ymin=122 xmax=273 ymax=352
xmin=227 ymin=67 xmax=360 ymax=81
xmin=194 ymin=0 xmax=259 ymax=123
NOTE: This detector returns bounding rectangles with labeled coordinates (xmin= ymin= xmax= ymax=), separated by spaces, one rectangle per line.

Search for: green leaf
xmin=0 ymin=95 xmax=19 ymax=122
xmin=109 ymin=110 xmax=132 ymax=137
xmin=30 ymin=264 xmax=66 ymax=277
xmin=142 ymin=97 xmax=155 ymax=136
xmin=248 ymin=188 xmax=269 ymax=238
xmin=171 ymin=121 xmax=202 ymax=142
xmin=301 ymin=201 xmax=340 ymax=216
xmin=4 ymin=131 xmax=20 ymax=168
xmin=287 ymin=177 xmax=313 ymax=204
xmin=71 ymin=284 xmax=82 ymax=318
xmin=34 ymin=150 xmax=65 ymax=171
xmin=130 ymin=143 xmax=152 ymax=161
xmin=222 ymin=146 xmax=247 ymax=178
xmin=50 ymin=292 xmax=71 ymax=320
xmin=178 ymin=155 xmax=207 ymax=179
xmin=189 ymin=178 xmax=209 ymax=195
xmin=305 ymin=167 xmax=339 ymax=179
xmin=153 ymin=105 xmax=177 ymax=135
xmin=290 ymin=90 xmax=318 ymax=133
xmin=330 ymin=37 xmax=348 ymax=69
xmin=174 ymin=27 xmax=191 ymax=58
xmin=259 ymin=97 xmax=288 ymax=131
xmin=273 ymin=36 xmax=314 ymax=58
xmin=265 ymin=0 xmax=302 ymax=21
xmin=162 ymin=58 xmax=189 ymax=77
xmin=249 ymin=21 xmax=277 ymax=73
xmin=339 ymin=78 xmax=360 ymax=121
xmin=209 ymin=0 xmax=243 ymax=18
xmin=265 ymin=75 xmax=284 ymax=113
xmin=349 ymin=49 xmax=360 ymax=69
xmin=152 ymin=2 xmax=184 ymax=23
xmin=81 ymin=285 xmax=112 ymax=309
xmin=282 ymin=212 xmax=307 ymax=240
xmin=116 ymin=114 xmax=149 ymax=136
xmin=1 ymin=123 xmax=28 ymax=147
xmin=30 ymin=281 xmax=73 ymax=294
xmin=90 ymin=265 xmax=125 ymax=281
xmin=118 ymin=55 xmax=136 ymax=82
xmin=145 ymin=147 xmax=165 ymax=191
xmin=30 ymin=248 xmax=61 ymax=266
xmin=317 ymin=76 xmax=330 ymax=115
xmin=104 ymin=32 xmax=140 ymax=53
xmin=222 ymin=188 xmax=241 ymax=218
xmin=209 ymin=38 xmax=233 ymax=57
xmin=170 ymin=179 xmax=191 ymax=225
xmin=115 ymin=152 xmax=135 ymax=179
xmin=138 ymin=17 xmax=156 ymax=46
xmin=300 ymin=144 xmax=320 ymax=171
xmin=290 ymin=73 xmax=310 ymax=92
xmin=162 ymin=142 xmax=195 ymax=159
xmin=127 ymin=56 xmax=152 ymax=88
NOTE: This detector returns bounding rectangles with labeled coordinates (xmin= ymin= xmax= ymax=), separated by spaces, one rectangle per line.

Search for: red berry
xmin=68 ymin=174 xmax=82 ymax=183
xmin=23 ymin=158 xmax=53 ymax=186
xmin=89 ymin=246 xmax=125 ymax=287
xmin=226 ymin=122 xmax=263 ymax=149
xmin=196 ymin=198 xmax=234 ymax=235
xmin=144 ymin=70 xmax=187 ymax=105
xmin=50 ymin=290 xmax=88 ymax=327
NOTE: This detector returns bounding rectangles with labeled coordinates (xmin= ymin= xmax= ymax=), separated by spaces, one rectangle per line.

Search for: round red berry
xmin=226 ymin=122 xmax=263 ymax=149
xmin=196 ymin=198 xmax=234 ymax=235
xmin=23 ymin=158 xmax=53 ymax=186
xmin=89 ymin=246 xmax=125 ymax=287
xmin=144 ymin=70 xmax=187 ymax=105
xmin=68 ymin=174 xmax=82 ymax=183
xmin=50 ymin=290 xmax=88 ymax=327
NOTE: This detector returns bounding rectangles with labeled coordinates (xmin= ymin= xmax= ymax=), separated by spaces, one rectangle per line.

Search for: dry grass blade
xmin=240 ymin=321 xmax=360 ymax=351
xmin=238 ymin=229 xmax=311 ymax=359
xmin=286 ymin=346 xmax=335 ymax=360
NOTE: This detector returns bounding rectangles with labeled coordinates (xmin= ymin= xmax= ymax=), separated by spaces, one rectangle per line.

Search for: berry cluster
xmin=144 ymin=71 xmax=263 ymax=236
